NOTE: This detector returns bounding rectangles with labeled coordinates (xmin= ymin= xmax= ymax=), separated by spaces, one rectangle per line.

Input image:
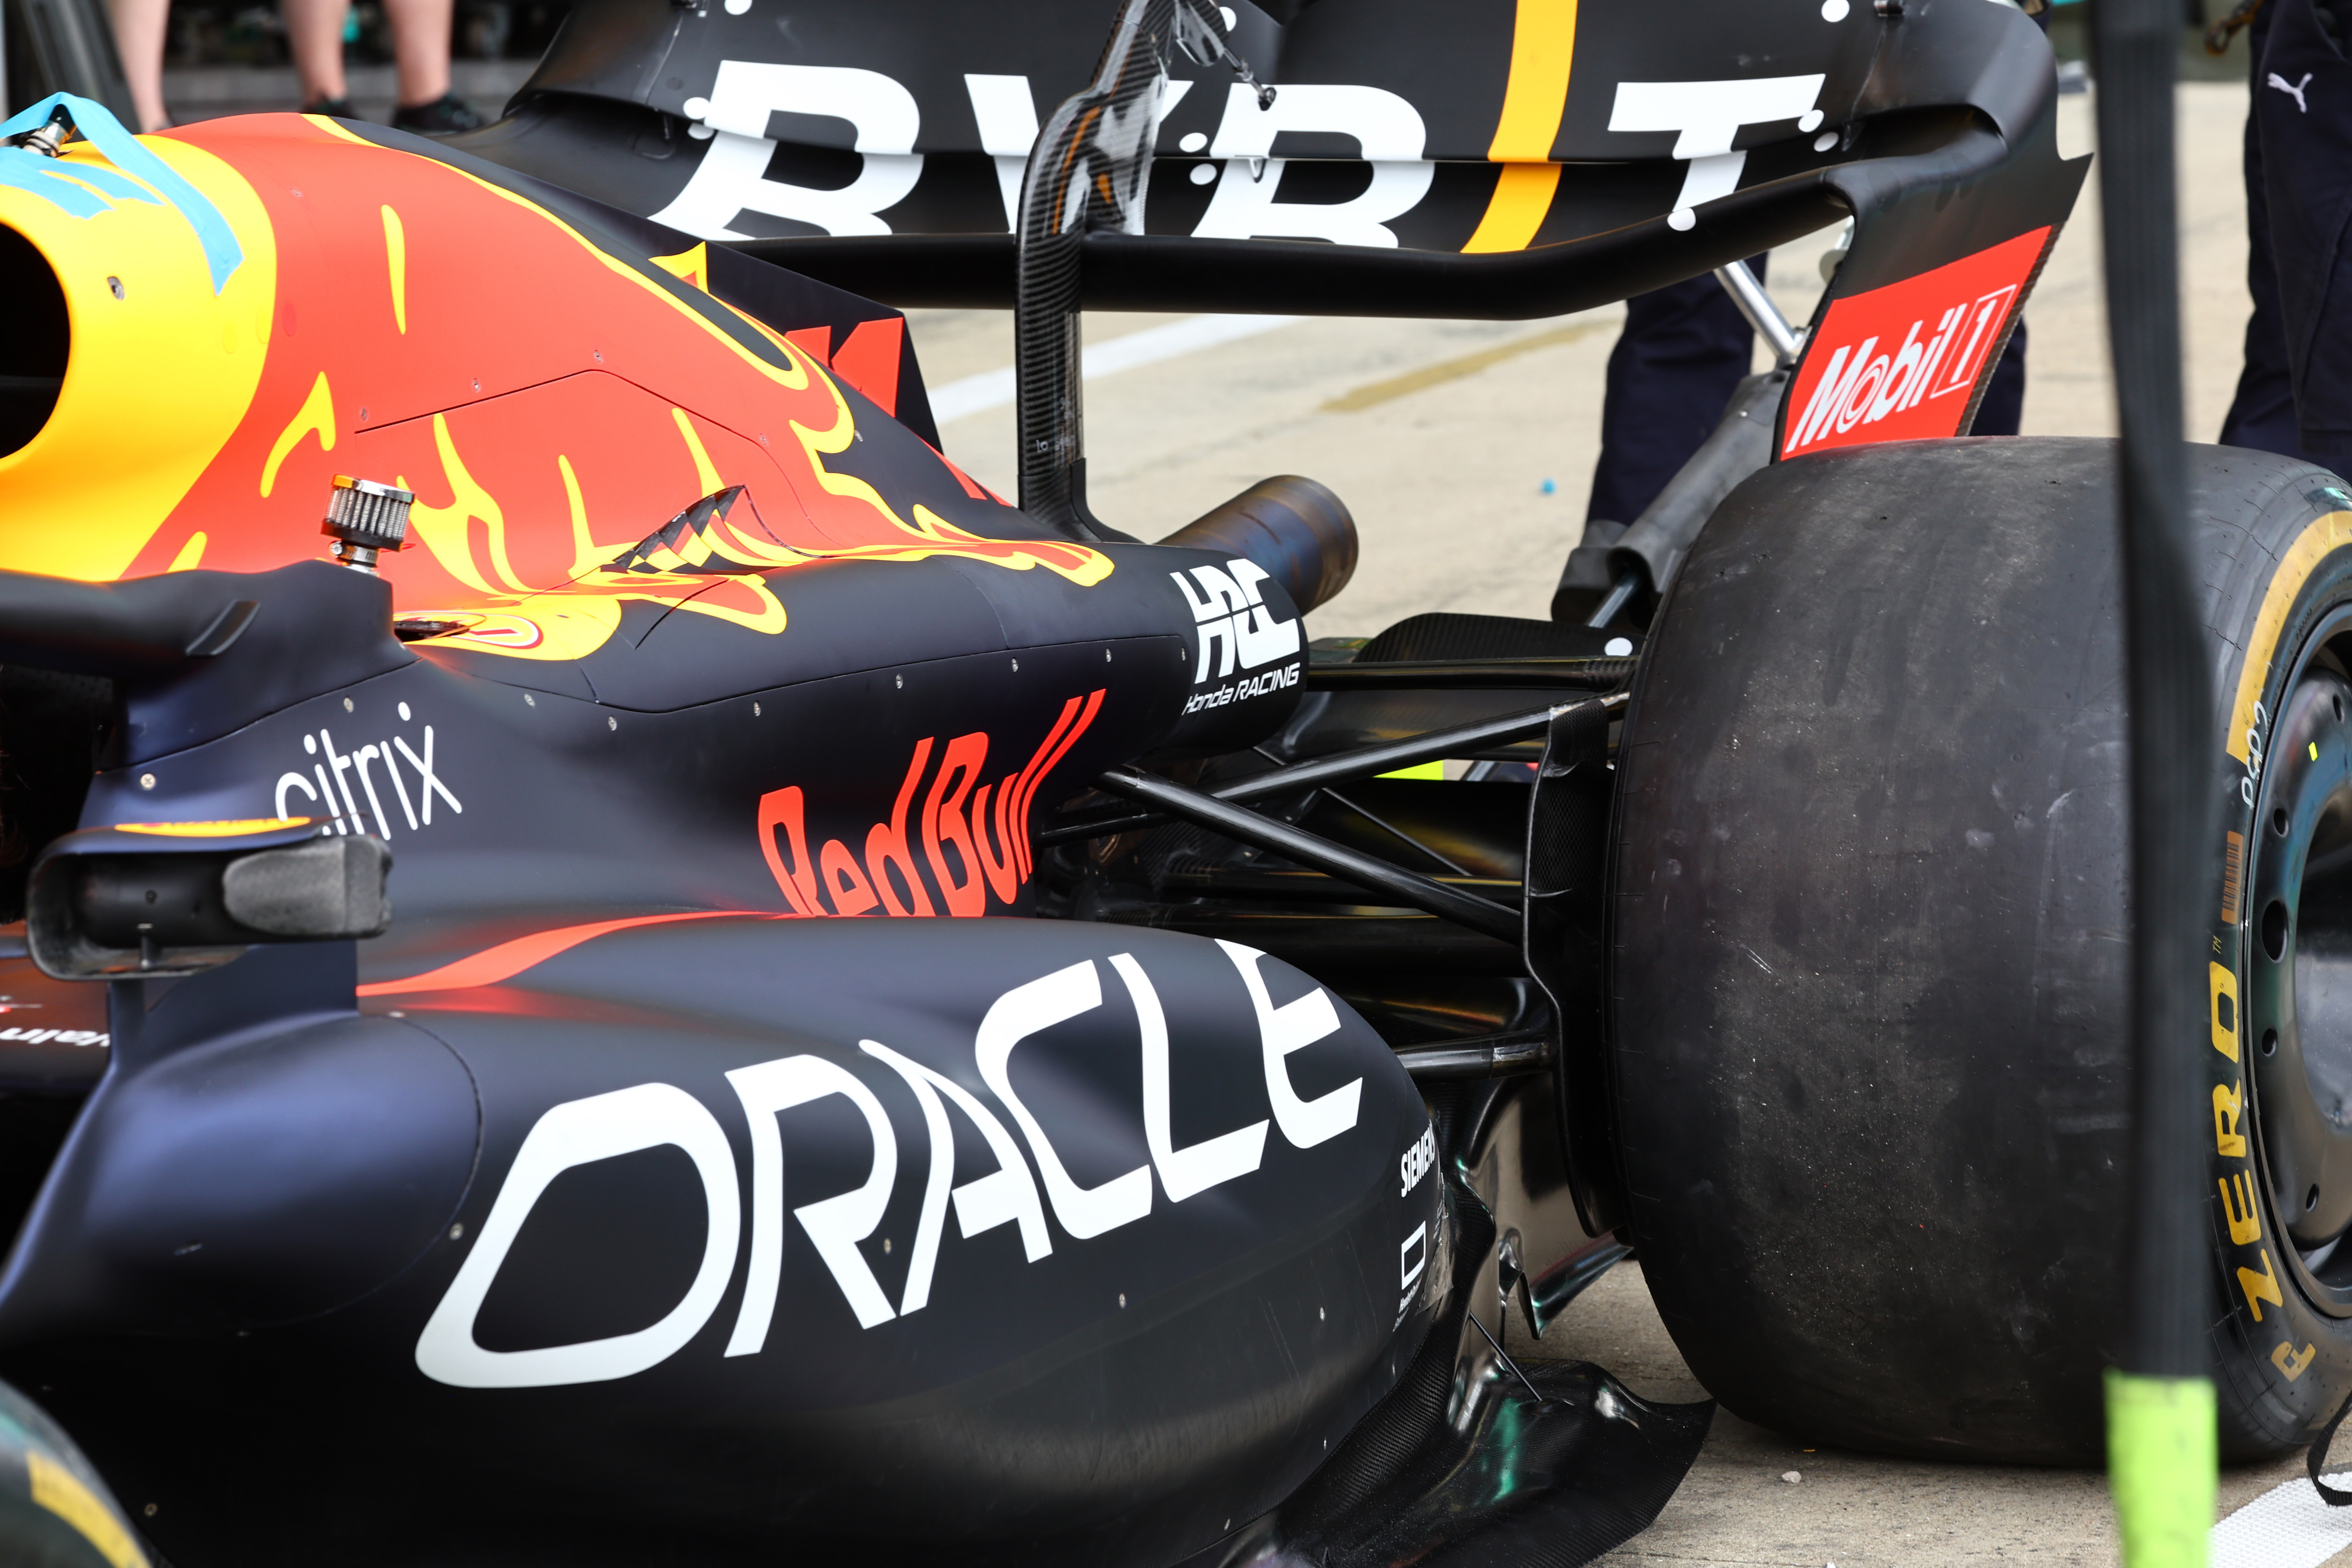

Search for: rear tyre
xmin=1610 ymin=436 xmax=2352 ymax=1461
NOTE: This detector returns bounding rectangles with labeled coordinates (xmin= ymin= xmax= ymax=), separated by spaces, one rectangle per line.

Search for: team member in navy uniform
xmin=2220 ymin=0 xmax=2347 ymax=467
xmin=2216 ymin=0 xmax=2314 ymax=458
xmin=1584 ymin=256 xmax=1773 ymax=538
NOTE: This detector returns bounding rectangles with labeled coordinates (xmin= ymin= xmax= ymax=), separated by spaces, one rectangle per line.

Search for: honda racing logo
xmin=1781 ymin=227 xmax=2050 ymax=458
xmin=1173 ymin=560 xmax=1303 ymax=715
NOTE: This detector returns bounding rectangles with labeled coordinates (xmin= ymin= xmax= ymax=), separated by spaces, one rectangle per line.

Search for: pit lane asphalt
xmin=913 ymin=80 xmax=2349 ymax=1565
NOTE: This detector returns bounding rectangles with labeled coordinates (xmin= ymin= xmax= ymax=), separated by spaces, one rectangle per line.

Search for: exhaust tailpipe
xmin=1156 ymin=475 xmax=1357 ymax=614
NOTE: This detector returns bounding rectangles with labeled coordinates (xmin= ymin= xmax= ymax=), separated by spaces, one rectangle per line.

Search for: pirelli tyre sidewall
xmin=2210 ymin=473 xmax=2352 ymax=1453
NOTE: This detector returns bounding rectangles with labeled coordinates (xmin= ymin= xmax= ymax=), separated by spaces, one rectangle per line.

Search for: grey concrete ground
xmin=910 ymin=79 xmax=2343 ymax=1564
xmin=1522 ymin=1264 xmax=2312 ymax=1567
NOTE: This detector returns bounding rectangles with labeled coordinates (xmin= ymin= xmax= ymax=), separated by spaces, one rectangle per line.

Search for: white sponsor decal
xmin=1780 ymin=282 xmax=2018 ymax=456
xmin=725 ymin=1054 xmax=899 ymax=1346
xmin=1191 ymin=83 xmax=1433 ymax=248
xmin=1172 ymin=559 xmax=1303 ymax=711
xmin=643 ymin=68 xmax=1851 ymax=246
xmin=1182 ymin=665 xmax=1300 ymax=716
xmin=1223 ymin=938 xmax=1359 ymax=1148
xmin=651 ymin=61 xmax=925 ymax=239
xmin=976 ymin=958 xmax=1157 ymax=1239
xmin=274 ymin=700 xmax=461 ymax=839
xmin=0 ymin=1027 xmax=107 ymax=1047
xmin=1122 ymin=951 xmax=1270 ymax=1201
xmin=1607 ymin=75 xmax=1826 ymax=231
xmin=860 ymin=1037 xmax=1052 ymax=1316
xmin=416 ymin=943 xmax=1367 ymax=1388
xmin=1397 ymin=1221 xmax=1427 ymax=1328
xmin=414 ymin=1082 xmax=743 ymax=1388
xmin=1399 ymin=1123 xmax=1436 ymax=1198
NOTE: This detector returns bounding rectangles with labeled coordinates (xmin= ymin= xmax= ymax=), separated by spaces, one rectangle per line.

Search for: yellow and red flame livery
xmin=0 ymin=111 xmax=1108 ymax=661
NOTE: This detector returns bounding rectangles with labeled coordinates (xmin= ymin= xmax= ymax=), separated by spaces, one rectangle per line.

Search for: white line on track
xmin=2212 ymin=1470 xmax=2352 ymax=1567
xmin=926 ymin=313 xmax=1303 ymax=424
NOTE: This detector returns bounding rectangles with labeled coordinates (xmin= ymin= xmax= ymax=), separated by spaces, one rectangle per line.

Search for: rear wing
xmin=476 ymin=0 xmax=2080 ymax=293
xmin=458 ymin=0 xmax=2085 ymax=507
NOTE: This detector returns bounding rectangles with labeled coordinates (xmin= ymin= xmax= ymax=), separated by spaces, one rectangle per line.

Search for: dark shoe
xmin=392 ymin=94 xmax=485 ymax=134
xmin=302 ymin=96 xmax=356 ymax=119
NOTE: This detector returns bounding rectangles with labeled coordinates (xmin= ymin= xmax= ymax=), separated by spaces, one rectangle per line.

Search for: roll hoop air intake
xmin=1156 ymin=475 xmax=1357 ymax=614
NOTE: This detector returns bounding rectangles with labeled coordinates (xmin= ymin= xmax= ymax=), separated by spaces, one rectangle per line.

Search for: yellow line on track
xmin=1318 ymin=319 xmax=1613 ymax=413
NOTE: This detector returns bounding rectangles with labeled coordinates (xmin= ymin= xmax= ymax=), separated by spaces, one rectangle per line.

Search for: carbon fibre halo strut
xmin=1013 ymin=0 xmax=1270 ymax=537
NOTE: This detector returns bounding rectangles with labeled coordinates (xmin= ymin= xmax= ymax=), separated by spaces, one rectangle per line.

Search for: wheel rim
xmin=2250 ymin=621 xmax=2352 ymax=1310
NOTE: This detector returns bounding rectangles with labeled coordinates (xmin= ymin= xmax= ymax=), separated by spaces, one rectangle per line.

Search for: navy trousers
xmin=2223 ymin=0 xmax=2350 ymax=466
xmin=1586 ymin=258 xmax=1766 ymax=527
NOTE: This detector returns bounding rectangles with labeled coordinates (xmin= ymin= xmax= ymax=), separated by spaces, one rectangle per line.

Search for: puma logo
xmin=2269 ymin=71 xmax=2314 ymax=113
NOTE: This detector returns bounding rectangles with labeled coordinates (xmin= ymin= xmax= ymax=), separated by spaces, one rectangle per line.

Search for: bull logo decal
xmin=758 ymin=690 xmax=1104 ymax=919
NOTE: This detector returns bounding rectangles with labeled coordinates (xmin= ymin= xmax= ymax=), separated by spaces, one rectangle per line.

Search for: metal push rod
xmin=1584 ymin=258 xmax=1803 ymax=630
xmin=1038 ymin=694 xmax=1624 ymax=846
xmin=1148 ymin=868 xmax=1524 ymax=904
xmin=1303 ymin=658 xmax=1635 ymax=692
xmin=1394 ymin=1030 xmax=1555 ymax=1080
xmin=1089 ymin=768 xmax=1524 ymax=944
xmin=1713 ymin=258 xmax=1804 ymax=368
xmin=1585 ymin=574 xmax=1641 ymax=631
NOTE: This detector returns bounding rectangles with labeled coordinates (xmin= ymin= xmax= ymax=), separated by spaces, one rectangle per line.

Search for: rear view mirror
xmin=26 ymin=820 xmax=390 ymax=980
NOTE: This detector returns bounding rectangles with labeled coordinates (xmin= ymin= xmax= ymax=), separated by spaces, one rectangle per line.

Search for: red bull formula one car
xmin=0 ymin=1 xmax=2341 ymax=1563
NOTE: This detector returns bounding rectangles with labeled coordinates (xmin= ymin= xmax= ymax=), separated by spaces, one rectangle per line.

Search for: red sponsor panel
xmin=1781 ymin=227 xmax=2051 ymax=459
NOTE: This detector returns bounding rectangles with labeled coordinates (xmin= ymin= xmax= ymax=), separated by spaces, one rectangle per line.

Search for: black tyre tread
xmin=1610 ymin=436 xmax=2351 ymax=1463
